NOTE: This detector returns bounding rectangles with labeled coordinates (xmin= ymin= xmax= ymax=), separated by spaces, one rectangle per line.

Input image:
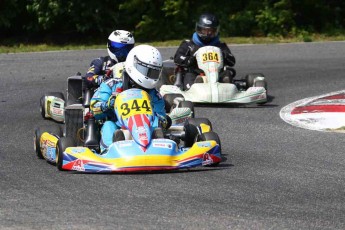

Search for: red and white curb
xmin=280 ymin=90 xmax=345 ymax=132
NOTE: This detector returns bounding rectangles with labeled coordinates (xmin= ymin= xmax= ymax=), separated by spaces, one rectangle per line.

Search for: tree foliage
xmin=0 ymin=0 xmax=344 ymax=43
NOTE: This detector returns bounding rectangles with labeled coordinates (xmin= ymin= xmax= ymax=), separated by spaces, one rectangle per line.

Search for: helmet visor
xmin=134 ymin=56 xmax=162 ymax=80
xmin=196 ymin=25 xmax=219 ymax=39
xmin=108 ymin=40 xmax=134 ymax=53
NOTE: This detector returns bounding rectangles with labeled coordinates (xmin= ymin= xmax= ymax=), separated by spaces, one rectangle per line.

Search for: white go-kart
xmin=159 ymin=46 xmax=268 ymax=105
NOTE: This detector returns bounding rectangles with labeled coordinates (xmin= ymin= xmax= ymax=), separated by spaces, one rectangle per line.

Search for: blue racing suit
xmin=90 ymin=77 xmax=166 ymax=151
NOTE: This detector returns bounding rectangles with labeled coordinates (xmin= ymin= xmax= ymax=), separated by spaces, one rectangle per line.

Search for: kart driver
xmin=84 ymin=30 xmax=135 ymax=89
xmin=90 ymin=44 xmax=169 ymax=151
xmin=174 ymin=13 xmax=236 ymax=90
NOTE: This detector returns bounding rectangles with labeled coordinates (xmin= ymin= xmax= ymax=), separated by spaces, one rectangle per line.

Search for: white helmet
xmin=125 ymin=45 xmax=163 ymax=89
xmin=107 ymin=30 xmax=135 ymax=62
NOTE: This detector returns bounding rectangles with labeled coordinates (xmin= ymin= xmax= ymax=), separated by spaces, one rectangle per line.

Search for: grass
xmin=1 ymin=34 xmax=344 ymax=54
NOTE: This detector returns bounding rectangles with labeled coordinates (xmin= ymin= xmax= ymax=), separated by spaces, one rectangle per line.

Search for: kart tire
xmin=245 ymin=73 xmax=265 ymax=88
xmin=40 ymin=92 xmax=65 ymax=119
xmin=34 ymin=125 xmax=63 ymax=159
xmin=34 ymin=127 xmax=44 ymax=159
xmin=56 ymin=136 xmax=75 ymax=171
xmin=186 ymin=118 xmax=212 ymax=131
xmin=199 ymin=132 xmax=222 ymax=152
xmin=183 ymin=123 xmax=198 ymax=148
xmin=164 ymin=93 xmax=184 ymax=113
xmin=254 ymin=79 xmax=268 ymax=105
xmin=254 ymin=79 xmax=268 ymax=90
xmin=199 ymin=132 xmax=222 ymax=166
xmin=178 ymin=100 xmax=195 ymax=118
xmin=39 ymin=96 xmax=46 ymax=119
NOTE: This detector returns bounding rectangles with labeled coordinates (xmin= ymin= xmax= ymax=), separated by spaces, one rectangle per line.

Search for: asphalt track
xmin=1 ymin=42 xmax=345 ymax=229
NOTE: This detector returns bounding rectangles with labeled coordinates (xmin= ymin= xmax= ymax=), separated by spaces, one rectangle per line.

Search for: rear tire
xmin=199 ymin=132 xmax=221 ymax=152
xmin=199 ymin=132 xmax=222 ymax=165
xmin=186 ymin=118 xmax=212 ymax=131
xmin=39 ymin=96 xmax=46 ymax=119
xmin=56 ymin=136 xmax=75 ymax=171
xmin=40 ymin=92 xmax=65 ymax=119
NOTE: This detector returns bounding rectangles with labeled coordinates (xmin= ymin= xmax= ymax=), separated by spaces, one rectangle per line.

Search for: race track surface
xmin=1 ymin=42 xmax=345 ymax=229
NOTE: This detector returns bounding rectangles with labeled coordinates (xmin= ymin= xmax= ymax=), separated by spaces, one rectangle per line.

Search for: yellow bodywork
xmin=64 ymin=140 xmax=218 ymax=169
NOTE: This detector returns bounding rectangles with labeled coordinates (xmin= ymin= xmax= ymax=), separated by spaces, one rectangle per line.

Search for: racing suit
xmin=84 ymin=56 xmax=117 ymax=89
xmin=90 ymin=74 xmax=167 ymax=151
xmin=174 ymin=32 xmax=236 ymax=89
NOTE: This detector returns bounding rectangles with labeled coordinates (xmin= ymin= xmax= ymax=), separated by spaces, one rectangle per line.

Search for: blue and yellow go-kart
xmin=34 ymin=88 xmax=222 ymax=173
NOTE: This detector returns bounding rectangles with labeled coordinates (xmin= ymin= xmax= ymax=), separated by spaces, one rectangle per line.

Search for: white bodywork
xmin=41 ymin=96 xmax=65 ymax=122
xmin=160 ymin=46 xmax=267 ymax=104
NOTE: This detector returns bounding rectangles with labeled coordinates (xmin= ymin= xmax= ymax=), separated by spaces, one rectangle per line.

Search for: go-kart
xmin=34 ymin=88 xmax=222 ymax=173
xmin=159 ymin=46 xmax=268 ymax=104
xmin=40 ymin=62 xmax=195 ymax=123
xmin=40 ymin=62 xmax=126 ymax=123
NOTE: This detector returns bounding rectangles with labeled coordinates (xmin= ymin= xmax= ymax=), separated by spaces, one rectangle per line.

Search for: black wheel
xmin=245 ymin=73 xmax=265 ymax=88
xmin=40 ymin=92 xmax=65 ymax=119
xmin=178 ymin=100 xmax=195 ymax=118
xmin=163 ymin=93 xmax=184 ymax=113
xmin=186 ymin=118 xmax=212 ymax=131
xmin=45 ymin=92 xmax=65 ymax=100
xmin=56 ymin=136 xmax=75 ymax=171
xmin=39 ymin=96 xmax=46 ymax=119
xmin=34 ymin=125 xmax=63 ymax=159
xmin=34 ymin=127 xmax=44 ymax=159
xmin=183 ymin=122 xmax=198 ymax=147
xmin=199 ymin=131 xmax=222 ymax=165
xmin=199 ymin=132 xmax=221 ymax=152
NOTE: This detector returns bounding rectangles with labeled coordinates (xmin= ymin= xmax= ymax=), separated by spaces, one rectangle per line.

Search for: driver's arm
xmin=174 ymin=40 xmax=197 ymax=68
xmin=219 ymin=43 xmax=236 ymax=67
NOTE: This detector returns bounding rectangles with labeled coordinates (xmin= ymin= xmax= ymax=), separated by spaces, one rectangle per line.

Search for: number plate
xmin=202 ymin=51 xmax=220 ymax=63
xmin=115 ymin=90 xmax=153 ymax=119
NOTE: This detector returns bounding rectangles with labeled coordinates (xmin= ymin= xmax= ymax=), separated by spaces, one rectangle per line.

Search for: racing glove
xmin=186 ymin=56 xmax=197 ymax=67
xmin=85 ymin=75 xmax=106 ymax=88
xmin=105 ymin=64 xmax=117 ymax=78
xmin=101 ymin=96 xmax=115 ymax=112
xmin=157 ymin=114 xmax=172 ymax=130
xmin=222 ymin=51 xmax=235 ymax=66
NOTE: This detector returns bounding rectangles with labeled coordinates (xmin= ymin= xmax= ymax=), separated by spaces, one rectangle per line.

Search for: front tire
xmin=186 ymin=118 xmax=212 ymax=131
xmin=56 ymin=136 xmax=75 ymax=171
xmin=254 ymin=79 xmax=267 ymax=90
xmin=183 ymin=123 xmax=198 ymax=147
xmin=254 ymin=79 xmax=268 ymax=105
xmin=34 ymin=125 xmax=63 ymax=159
xmin=34 ymin=127 xmax=44 ymax=159
xmin=245 ymin=73 xmax=265 ymax=88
